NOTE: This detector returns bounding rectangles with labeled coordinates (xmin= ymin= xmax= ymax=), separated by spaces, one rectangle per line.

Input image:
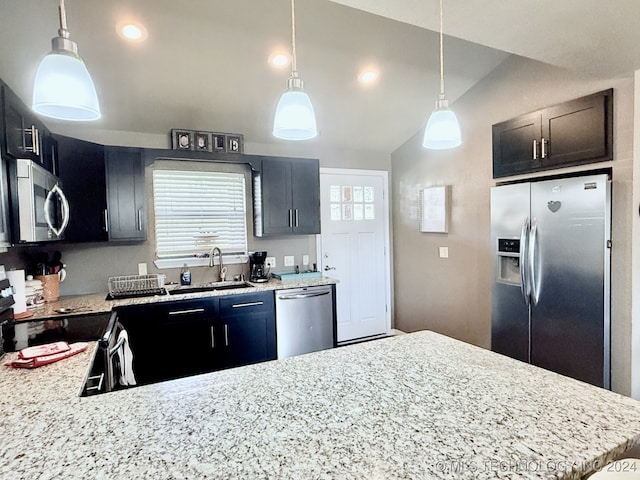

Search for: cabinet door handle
xmin=231 ymin=301 xmax=264 ymax=308
xmin=25 ymin=126 xmax=39 ymax=156
xmin=137 ymin=209 xmax=143 ymax=231
xmin=532 ymin=139 xmax=538 ymax=160
xmin=224 ymin=324 xmax=229 ymax=346
xmin=294 ymin=209 xmax=299 ymax=227
xmin=210 ymin=325 xmax=215 ymax=349
xmin=103 ymin=209 xmax=109 ymax=233
xmin=168 ymin=308 xmax=205 ymax=315
xmin=288 ymin=209 xmax=293 ymax=227
xmin=541 ymin=137 xmax=547 ymax=158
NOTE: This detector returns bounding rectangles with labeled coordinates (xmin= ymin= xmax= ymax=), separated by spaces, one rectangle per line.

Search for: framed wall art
xmin=170 ymin=129 xmax=244 ymax=153
xmin=193 ymin=132 xmax=211 ymax=152
xmin=420 ymin=185 xmax=449 ymax=233
xmin=213 ymin=134 xmax=226 ymax=151
xmin=171 ymin=130 xmax=193 ymax=150
xmin=226 ymin=134 xmax=243 ymax=153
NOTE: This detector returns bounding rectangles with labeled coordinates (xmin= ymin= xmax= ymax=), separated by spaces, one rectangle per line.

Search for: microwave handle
xmin=44 ymin=184 xmax=70 ymax=238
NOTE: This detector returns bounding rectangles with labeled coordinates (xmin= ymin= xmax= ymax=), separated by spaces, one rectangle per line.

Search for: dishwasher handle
xmin=277 ymin=290 xmax=331 ymax=300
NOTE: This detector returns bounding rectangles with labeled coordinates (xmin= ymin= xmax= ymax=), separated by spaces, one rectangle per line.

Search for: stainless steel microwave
xmin=15 ymin=159 xmax=69 ymax=242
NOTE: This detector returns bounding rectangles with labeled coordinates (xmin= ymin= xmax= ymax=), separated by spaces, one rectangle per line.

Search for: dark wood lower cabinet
xmin=219 ymin=292 xmax=276 ymax=368
xmin=116 ymin=291 xmax=276 ymax=386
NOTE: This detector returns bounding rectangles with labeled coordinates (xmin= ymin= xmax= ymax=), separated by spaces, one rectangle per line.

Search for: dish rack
xmin=107 ymin=274 xmax=166 ymax=299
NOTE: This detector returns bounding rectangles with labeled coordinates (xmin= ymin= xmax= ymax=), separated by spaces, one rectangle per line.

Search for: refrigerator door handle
xmin=520 ymin=217 xmax=531 ymax=305
xmin=529 ymin=219 xmax=541 ymax=306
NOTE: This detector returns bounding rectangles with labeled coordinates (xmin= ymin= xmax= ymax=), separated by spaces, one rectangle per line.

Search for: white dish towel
xmin=117 ymin=329 xmax=137 ymax=386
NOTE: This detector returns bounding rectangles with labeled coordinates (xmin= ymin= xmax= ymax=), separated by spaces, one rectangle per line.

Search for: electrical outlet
xmin=302 ymin=255 xmax=309 ymax=266
xmin=284 ymin=255 xmax=295 ymax=267
xmin=265 ymin=257 xmax=276 ymax=268
xmin=138 ymin=263 xmax=147 ymax=275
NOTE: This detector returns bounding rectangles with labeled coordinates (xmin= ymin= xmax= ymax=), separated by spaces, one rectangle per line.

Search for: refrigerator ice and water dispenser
xmin=497 ymin=238 xmax=520 ymax=285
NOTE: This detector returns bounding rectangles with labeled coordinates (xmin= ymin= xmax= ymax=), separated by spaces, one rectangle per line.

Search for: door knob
xmin=324 ymin=265 xmax=336 ymax=271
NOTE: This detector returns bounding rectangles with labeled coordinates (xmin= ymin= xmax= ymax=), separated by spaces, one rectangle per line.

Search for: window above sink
xmin=151 ymin=160 xmax=251 ymax=270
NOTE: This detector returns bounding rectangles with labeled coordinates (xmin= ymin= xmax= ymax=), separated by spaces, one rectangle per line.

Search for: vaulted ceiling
xmin=0 ymin=1 xmax=638 ymax=154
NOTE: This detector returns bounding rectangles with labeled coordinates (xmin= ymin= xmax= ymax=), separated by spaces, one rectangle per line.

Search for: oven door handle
xmin=44 ymin=183 xmax=70 ymax=238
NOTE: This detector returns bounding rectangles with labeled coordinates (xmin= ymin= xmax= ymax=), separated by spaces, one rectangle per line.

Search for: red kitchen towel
xmin=18 ymin=341 xmax=71 ymax=360
xmin=6 ymin=342 xmax=89 ymax=369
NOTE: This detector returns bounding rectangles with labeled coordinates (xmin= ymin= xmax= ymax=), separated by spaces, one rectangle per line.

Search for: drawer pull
xmin=168 ymin=308 xmax=205 ymax=315
xmin=231 ymin=301 xmax=264 ymax=308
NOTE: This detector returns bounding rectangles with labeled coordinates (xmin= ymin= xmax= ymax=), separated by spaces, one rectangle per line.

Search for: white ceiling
xmin=0 ymin=1 xmax=638 ymax=154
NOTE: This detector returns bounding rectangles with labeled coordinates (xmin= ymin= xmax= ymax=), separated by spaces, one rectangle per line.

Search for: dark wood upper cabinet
xmin=105 ymin=146 xmax=146 ymax=241
xmin=254 ymin=156 xmax=320 ymax=236
xmin=492 ymin=89 xmax=613 ymax=178
xmin=57 ymin=135 xmax=107 ymax=243
xmin=57 ymin=138 xmax=146 ymax=243
xmin=290 ymin=159 xmax=321 ymax=234
xmin=1 ymin=81 xmax=57 ymax=174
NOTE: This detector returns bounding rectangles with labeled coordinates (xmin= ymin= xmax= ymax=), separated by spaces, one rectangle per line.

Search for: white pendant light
xmin=423 ymin=0 xmax=461 ymax=149
xmin=33 ymin=0 xmax=101 ymax=121
xmin=273 ymin=0 xmax=317 ymax=141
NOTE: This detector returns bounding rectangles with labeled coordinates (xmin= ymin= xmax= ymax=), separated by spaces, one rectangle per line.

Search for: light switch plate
xmin=284 ymin=255 xmax=295 ymax=267
xmin=302 ymin=255 xmax=309 ymax=266
xmin=265 ymin=257 xmax=276 ymax=268
xmin=439 ymin=247 xmax=449 ymax=258
xmin=138 ymin=263 xmax=148 ymax=275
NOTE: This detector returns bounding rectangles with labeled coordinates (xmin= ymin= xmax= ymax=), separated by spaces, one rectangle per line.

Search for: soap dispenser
xmin=180 ymin=263 xmax=191 ymax=285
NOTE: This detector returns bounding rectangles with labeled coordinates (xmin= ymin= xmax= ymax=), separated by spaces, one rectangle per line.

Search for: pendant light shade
xmin=423 ymin=0 xmax=460 ymax=149
xmin=273 ymin=0 xmax=317 ymax=141
xmin=32 ymin=0 xmax=101 ymax=121
xmin=423 ymin=95 xmax=461 ymax=149
xmin=273 ymin=75 xmax=317 ymax=140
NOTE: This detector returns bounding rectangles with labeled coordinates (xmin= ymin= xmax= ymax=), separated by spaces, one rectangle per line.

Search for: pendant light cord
xmin=290 ymin=0 xmax=298 ymax=73
xmin=58 ymin=0 xmax=69 ymax=38
xmin=439 ymin=0 xmax=445 ymax=96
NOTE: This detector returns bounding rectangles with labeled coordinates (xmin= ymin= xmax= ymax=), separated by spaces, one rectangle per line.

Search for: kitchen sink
xmin=167 ymin=281 xmax=253 ymax=295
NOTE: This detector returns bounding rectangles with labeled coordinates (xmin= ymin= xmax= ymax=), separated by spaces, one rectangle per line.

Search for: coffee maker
xmin=249 ymin=251 xmax=270 ymax=282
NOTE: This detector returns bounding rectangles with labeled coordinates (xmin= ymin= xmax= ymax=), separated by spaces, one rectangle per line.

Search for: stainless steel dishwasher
xmin=275 ymin=285 xmax=335 ymax=359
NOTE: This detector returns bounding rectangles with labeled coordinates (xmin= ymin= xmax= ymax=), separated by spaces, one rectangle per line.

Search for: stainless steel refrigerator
xmin=490 ymin=173 xmax=611 ymax=388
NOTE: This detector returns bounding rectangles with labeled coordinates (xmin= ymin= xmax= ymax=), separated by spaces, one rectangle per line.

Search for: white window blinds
xmin=153 ymin=169 xmax=247 ymax=259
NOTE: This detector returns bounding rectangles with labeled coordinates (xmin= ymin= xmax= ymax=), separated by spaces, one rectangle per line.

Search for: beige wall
xmin=391 ymin=55 xmax=635 ymax=395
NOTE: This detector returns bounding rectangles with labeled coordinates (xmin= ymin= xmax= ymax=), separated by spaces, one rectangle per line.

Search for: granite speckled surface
xmin=21 ymin=277 xmax=337 ymax=322
xmin=2 ymin=330 xmax=640 ymax=479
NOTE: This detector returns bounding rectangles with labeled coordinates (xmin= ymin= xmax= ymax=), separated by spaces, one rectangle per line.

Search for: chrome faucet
xmin=209 ymin=247 xmax=223 ymax=282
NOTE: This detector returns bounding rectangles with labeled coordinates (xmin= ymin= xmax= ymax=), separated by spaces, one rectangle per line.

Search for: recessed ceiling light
xmin=116 ymin=21 xmax=148 ymax=42
xmin=268 ymin=52 xmax=291 ymax=69
xmin=358 ymin=69 xmax=379 ymax=86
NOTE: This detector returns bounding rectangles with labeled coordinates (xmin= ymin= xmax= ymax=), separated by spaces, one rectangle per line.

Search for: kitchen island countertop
xmin=20 ymin=276 xmax=337 ymax=322
xmin=2 ymin=330 xmax=640 ymax=479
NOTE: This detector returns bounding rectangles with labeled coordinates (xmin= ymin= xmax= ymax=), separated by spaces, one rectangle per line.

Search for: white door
xmin=318 ymin=169 xmax=391 ymax=342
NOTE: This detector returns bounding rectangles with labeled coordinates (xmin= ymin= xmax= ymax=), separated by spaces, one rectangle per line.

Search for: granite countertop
xmin=21 ymin=276 xmax=337 ymax=322
xmin=2 ymin=330 xmax=640 ymax=479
